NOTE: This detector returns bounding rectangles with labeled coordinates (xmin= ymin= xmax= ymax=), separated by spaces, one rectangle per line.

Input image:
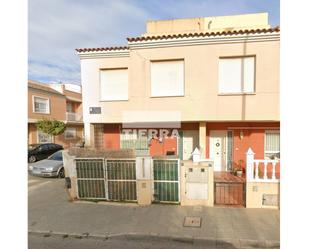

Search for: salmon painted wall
xmin=148 ymin=129 xmax=178 ymax=156
xmin=103 ymin=125 xmax=179 ymax=156
xmin=181 ymin=122 xmax=199 ymax=130
xmin=28 ymin=88 xmax=66 ymax=120
xmin=101 ymin=122 xmax=280 ymax=167
xmin=103 ymin=124 xmax=121 ymax=149
xmin=149 ymin=123 xmax=199 ymax=157
xmin=206 ymin=122 xmax=280 ymax=171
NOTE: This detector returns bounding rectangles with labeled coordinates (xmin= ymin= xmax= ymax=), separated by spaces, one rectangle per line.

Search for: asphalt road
xmin=29 ymin=232 xmax=238 ymax=249
xmin=28 ymin=172 xmax=61 ymax=194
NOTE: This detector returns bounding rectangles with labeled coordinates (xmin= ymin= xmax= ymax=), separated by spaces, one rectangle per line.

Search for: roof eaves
xmin=75 ymin=46 xmax=129 ymax=53
xmin=28 ymin=81 xmax=65 ymax=96
xmin=126 ymin=26 xmax=280 ymax=42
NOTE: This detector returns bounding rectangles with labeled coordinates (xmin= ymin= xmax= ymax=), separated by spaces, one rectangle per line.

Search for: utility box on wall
xmin=186 ymin=166 xmax=209 ymax=200
xmin=180 ymin=160 xmax=214 ymax=206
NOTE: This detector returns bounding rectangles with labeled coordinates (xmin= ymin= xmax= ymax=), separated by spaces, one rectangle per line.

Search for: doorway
xmin=182 ymin=130 xmax=199 ymax=160
xmin=210 ymin=130 xmax=233 ymax=172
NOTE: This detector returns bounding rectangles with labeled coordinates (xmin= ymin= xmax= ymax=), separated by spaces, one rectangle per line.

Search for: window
xmin=37 ymin=130 xmax=52 ymax=143
xmin=64 ymin=128 xmax=76 ymax=139
xmin=265 ymin=130 xmax=280 ymax=159
xmin=151 ymin=60 xmax=184 ymax=97
xmin=218 ymin=56 xmax=255 ymax=94
xmin=100 ymin=68 xmax=128 ymax=101
xmin=120 ymin=131 xmax=149 ymax=156
xmin=226 ymin=130 xmax=233 ymax=171
xmin=66 ymin=102 xmax=73 ymax=112
xmin=33 ymin=96 xmax=50 ymax=113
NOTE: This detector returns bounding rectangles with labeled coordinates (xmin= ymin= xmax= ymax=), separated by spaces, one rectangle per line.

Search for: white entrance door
xmin=210 ymin=130 xmax=227 ymax=172
xmin=182 ymin=130 xmax=199 ymax=160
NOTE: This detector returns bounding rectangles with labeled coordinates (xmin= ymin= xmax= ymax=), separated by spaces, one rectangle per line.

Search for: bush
xmin=36 ymin=119 xmax=66 ymax=136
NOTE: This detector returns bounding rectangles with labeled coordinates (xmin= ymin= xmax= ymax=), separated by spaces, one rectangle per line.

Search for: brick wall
xmin=94 ymin=124 xmax=104 ymax=150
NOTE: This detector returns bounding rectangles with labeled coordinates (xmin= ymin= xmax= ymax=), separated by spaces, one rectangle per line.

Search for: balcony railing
xmin=66 ymin=112 xmax=83 ymax=122
xmin=246 ymin=148 xmax=280 ymax=183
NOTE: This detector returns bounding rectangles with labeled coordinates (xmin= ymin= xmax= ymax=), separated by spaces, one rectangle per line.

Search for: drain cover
xmin=183 ymin=216 xmax=201 ymax=227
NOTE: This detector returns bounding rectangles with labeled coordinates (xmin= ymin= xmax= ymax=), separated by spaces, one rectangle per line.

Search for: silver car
xmin=30 ymin=150 xmax=65 ymax=178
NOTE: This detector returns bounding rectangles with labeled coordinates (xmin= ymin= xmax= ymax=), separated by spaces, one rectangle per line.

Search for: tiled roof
xmin=127 ymin=26 xmax=280 ymax=42
xmin=76 ymin=46 xmax=129 ymax=53
xmin=75 ymin=27 xmax=279 ymax=53
xmin=28 ymin=80 xmax=64 ymax=96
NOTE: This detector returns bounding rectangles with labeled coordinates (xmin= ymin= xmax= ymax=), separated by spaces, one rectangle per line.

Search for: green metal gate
xmin=106 ymin=159 xmax=137 ymax=201
xmin=153 ymin=159 xmax=180 ymax=203
xmin=76 ymin=159 xmax=106 ymax=200
xmin=75 ymin=158 xmax=136 ymax=202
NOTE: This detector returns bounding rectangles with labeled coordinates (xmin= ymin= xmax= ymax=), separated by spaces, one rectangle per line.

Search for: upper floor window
xmin=151 ymin=60 xmax=184 ymax=97
xmin=33 ymin=96 xmax=50 ymax=114
xmin=100 ymin=68 xmax=128 ymax=101
xmin=66 ymin=102 xmax=73 ymax=112
xmin=218 ymin=56 xmax=255 ymax=94
xmin=265 ymin=130 xmax=280 ymax=160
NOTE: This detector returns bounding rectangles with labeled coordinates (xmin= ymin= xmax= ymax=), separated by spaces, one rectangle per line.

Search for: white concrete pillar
xmin=199 ymin=122 xmax=207 ymax=158
xmin=246 ymin=147 xmax=255 ymax=182
xmin=84 ymin=122 xmax=94 ymax=147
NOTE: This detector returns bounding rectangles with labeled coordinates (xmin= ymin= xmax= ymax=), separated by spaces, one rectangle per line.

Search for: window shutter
xmin=100 ymin=69 xmax=128 ymax=101
xmin=151 ymin=60 xmax=184 ymax=97
xmin=243 ymin=57 xmax=255 ymax=93
xmin=219 ymin=57 xmax=255 ymax=93
xmin=219 ymin=58 xmax=242 ymax=93
xmin=265 ymin=131 xmax=280 ymax=152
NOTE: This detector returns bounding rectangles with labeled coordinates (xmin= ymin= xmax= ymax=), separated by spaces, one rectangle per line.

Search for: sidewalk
xmin=28 ymin=178 xmax=280 ymax=248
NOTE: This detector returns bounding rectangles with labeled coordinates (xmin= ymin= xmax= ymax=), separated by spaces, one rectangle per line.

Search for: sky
xmin=28 ymin=0 xmax=280 ymax=85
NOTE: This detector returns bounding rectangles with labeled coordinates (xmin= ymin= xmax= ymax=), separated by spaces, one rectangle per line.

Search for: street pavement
xmin=29 ymin=232 xmax=240 ymax=249
xmin=28 ymin=174 xmax=280 ymax=249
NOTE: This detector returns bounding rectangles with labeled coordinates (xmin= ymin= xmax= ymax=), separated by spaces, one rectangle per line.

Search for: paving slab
xmin=28 ymin=176 xmax=280 ymax=248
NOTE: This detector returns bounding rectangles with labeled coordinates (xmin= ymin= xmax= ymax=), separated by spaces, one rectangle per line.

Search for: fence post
xmin=272 ymin=161 xmax=276 ymax=180
xmin=246 ymin=148 xmax=255 ymax=182
xmin=263 ymin=160 xmax=268 ymax=180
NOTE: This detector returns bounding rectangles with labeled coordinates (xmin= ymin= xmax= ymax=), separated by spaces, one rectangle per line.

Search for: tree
xmin=36 ymin=119 xmax=66 ymax=139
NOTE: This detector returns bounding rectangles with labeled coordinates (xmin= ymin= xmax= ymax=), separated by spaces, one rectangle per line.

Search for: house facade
xmin=28 ymin=80 xmax=84 ymax=148
xmin=77 ymin=13 xmax=280 ymax=174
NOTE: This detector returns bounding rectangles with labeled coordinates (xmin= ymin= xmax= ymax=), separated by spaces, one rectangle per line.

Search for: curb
xmin=28 ymin=230 xmax=280 ymax=248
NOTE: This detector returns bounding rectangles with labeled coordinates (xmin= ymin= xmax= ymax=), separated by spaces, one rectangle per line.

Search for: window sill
xmin=218 ymin=93 xmax=256 ymax=96
xmin=99 ymin=99 xmax=128 ymax=102
xmin=33 ymin=111 xmax=50 ymax=114
xmin=150 ymin=95 xmax=185 ymax=98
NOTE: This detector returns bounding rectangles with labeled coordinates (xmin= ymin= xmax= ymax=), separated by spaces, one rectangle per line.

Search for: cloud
xmin=29 ymin=0 xmax=279 ymax=85
xmin=29 ymin=0 xmax=150 ymax=84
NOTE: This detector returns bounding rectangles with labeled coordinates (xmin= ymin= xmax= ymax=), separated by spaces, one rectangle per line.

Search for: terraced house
xmin=75 ymin=13 xmax=280 ymax=207
xmin=28 ymin=80 xmax=84 ymax=148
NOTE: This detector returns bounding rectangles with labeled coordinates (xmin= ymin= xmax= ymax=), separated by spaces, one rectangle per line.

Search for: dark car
xmin=28 ymin=143 xmax=63 ymax=163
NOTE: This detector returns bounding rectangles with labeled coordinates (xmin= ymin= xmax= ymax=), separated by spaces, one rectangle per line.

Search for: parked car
xmin=30 ymin=150 xmax=65 ymax=178
xmin=28 ymin=143 xmax=63 ymax=163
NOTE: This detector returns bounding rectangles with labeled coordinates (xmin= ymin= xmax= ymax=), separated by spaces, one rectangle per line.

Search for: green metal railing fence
xmin=106 ymin=159 xmax=137 ymax=201
xmin=75 ymin=157 xmax=180 ymax=204
xmin=75 ymin=158 xmax=136 ymax=201
xmin=76 ymin=159 xmax=106 ymax=199
xmin=153 ymin=159 xmax=180 ymax=203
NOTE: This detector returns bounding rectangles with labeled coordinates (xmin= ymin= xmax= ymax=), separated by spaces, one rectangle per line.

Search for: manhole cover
xmin=183 ymin=216 xmax=201 ymax=227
